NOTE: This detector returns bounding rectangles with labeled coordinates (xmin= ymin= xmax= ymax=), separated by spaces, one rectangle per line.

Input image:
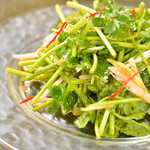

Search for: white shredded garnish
xmin=53 ymin=77 xmax=64 ymax=86
xmin=13 ymin=52 xmax=38 ymax=59
xmin=79 ymin=74 xmax=91 ymax=80
xmin=134 ymin=50 xmax=150 ymax=63
xmin=76 ymin=67 xmax=82 ymax=73
xmin=86 ymin=46 xmax=105 ymax=51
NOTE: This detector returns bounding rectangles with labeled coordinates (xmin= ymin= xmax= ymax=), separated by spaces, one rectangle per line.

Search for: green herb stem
xmin=112 ymin=41 xmax=150 ymax=50
xmin=19 ymin=60 xmax=37 ymax=67
xmin=66 ymin=1 xmax=96 ymax=14
xmin=55 ymin=4 xmax=67 ymax=22
xmin=72 ymin=79 xmax=91 ymax=84
xmin=29 ymin=40 xmax=68 ymax=72
xmin=99 ymin=109 xmax=110 ymax=137
xmin=94 ymin=27 xmax=117 ymax=57
xmin=89 ymin=53 xmax=98 ymax=74
xmin=30 ymin=63 xmax=66 ymax=106
xmin=91 ymin=76 xmax=95 ymax=84
xmin=38 ymin=51 xmax=53 ymax=64
xmin=87 ymin=36 xmax=101 ymax=41
xmin=69 ymin=16 xmax=88 ymax=33
xmin=6 ymin=67 xmax=31 ymax=77
xmin=72 ymin=46 xmax=77 ymax=57
xmin=82 ymin=21 xmax=92 ymax=34
xmin=21 ymin=60 xmax=60 ymax=82
xmin=93 ymin=0 xmax=99 ymax=9
xmin=118 ymin=49 xmax=125 ymax=62
xmin=83 ymin=98 xmax=142 ymax=111
xmin=32 ymin=99 xmax=53 ymax=112
xmin=61 ymin=72 xmax=90 ymax=106
xmin=131 ymin=38 xmax=150 ymax=75
xmin=110 ymin=109 xmax=130 ymax=121
xmin=43 ymin=40 xmax=58 ymax=53
xmin=95 ymin=110 xmax=100 ymax=139
xmin=109 ymin=113 xmax=115 ymax=136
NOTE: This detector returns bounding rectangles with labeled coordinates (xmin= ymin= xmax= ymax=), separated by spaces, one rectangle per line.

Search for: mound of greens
xmin=6 ymin=0 xmax=150 ymax=138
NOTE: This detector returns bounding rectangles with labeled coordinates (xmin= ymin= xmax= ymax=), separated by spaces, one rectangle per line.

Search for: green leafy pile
xmin=6 ymin=0 xmax=150 ymax=139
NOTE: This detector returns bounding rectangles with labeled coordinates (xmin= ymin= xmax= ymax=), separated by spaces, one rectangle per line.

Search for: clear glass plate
xmin=1 ymin=0 xmax=150 ymax=149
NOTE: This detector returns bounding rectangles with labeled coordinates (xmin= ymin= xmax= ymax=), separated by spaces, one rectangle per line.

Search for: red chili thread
xmin=109 ymin=62 xmax=150 ymax=101
xmin=20 ymin=69 xmax=25 ymax=71
xmin=86 ymin=5 xmax=106 ymax=19
xmin=19 ymin=96 xmax=35 ymax=104
xmin=110 ymin=9 xmax=144 ymax=18
xmin=46 ymin=21 xmax=68 ymax=48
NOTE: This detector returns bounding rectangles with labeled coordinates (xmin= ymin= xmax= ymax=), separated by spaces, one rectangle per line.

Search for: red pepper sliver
xmin=86 ymin=5 xmax=106 ymax=19
xmin=46 ymin=21 xmax=68 ymax=48
xmin=109 ymin=62 xmax=150 ymax=101
xmin=20 ymin=69 xmax=25 ymax=71
xmin=110 ymin=9 xmax=144 ymax=18
xmin=19 ymin=96 xmax=35 ymax=104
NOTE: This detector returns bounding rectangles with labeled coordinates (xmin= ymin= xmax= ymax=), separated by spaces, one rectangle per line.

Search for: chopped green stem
xmin=118 ymin=50 xmax=125 ymax=62
xmin=43 ymin=40 xmax=58 ymax=53
xmin=99 ymin=109 xmax=110 ymax=137
xmin=82 ymin=21 xmax=92 ymax=34
xmin=109 ymin=113 xmax=115 ymax=136
xmin=72 ymin=79 xmax=91 ymax=84
xmin=38 ymin=51 xmax=53 ymax=64
xmin=72 ymin=46 xmax=77 ymax=57
xmin=6 ymin=67 xmax=31 ymax=77
xmin=83 ymin=46 xmax=105 ymax=53
xmin=86 ymin=98 xmax=142 ymax=109
xmin=30 ymin=63 xmax=66 ymax=106
xmin=98 ymin=98 xmax=141 ymax=106
xmin=91 ymin=76 xmax=95 ymax=84
xmin=5 ymin=67 xmax=45 ymax=81
xmin=55 ymin=4 xmax=67 ymax=22
xmin=19 ymin=60 xmax=37 ymax=67
xmin=95 ymin=110 xmax=100 ymax=139
xmin=69 ymin=16 xmax=88 ymax=33
xmin=21 ymin=60 xmax=61 ymax=82
xmin=112 ymin=41 xmax=150 ymax=50
xmin=66 ymin=1 xmax=96 ymax=14
xmin=131 ymin=38 xmax=150 ymax=75
xmin=61 ymin=72 xmax=90 ymax=106
xmin=94 ymin=27 xmax=116 ymax=57
xmin=32 ymin=99 xmax=53 ymax=112
xmin=89 ymin=53 xmax=98 ymax=74
xmin=93 ymin=0 xmax=99 ymax=9
xmin=29 ymin=40 xmax=68 ymax=72
xmin=110 ymin=109 xmax=130 ymax=121
xmin=87 ymin=36 xmax=101 ymax=41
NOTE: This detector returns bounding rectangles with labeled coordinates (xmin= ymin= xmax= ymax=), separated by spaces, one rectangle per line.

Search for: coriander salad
xmin=6 ymin=0 xmax=150 ymax=139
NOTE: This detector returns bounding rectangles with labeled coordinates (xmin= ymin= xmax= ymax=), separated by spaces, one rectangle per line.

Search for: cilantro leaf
xmin=49 ymin=85 xmax=63 ymax=100
xmin=55 ymin=46 xmax=67 ymax=57
xmin=68 ymin=34 xmax=89 ymax=49
xmin=104 ymin=20 xmax=118 ymax=34
xmin=62 ymin=91 xmax=77 ymax=113
xmin=94 ymin=59 xmax=110 ymax=78
xmin=112 ymin=25 xmax=129 ymax=40
xmin=98 ymin=83 xmax=121 ymax=99
xmin=118 ymin=101 xmax=149 ymax=117
xmin=58 ymin=31 xmax=69 ymax=43
xmin=74 ymin=111 xmax=96 ymax=128
xmin=47 ymin=101 xmax=61 ymax=114
xmin=48 ymin=84 xmax=77 ymax=114
xmin=92 ymin=17 xmax=105 ymax=27
xmin=117 ymin=119 xmax=150 ymax=137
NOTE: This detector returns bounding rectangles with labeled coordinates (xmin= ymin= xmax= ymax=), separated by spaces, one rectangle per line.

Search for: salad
xmin=6 ymin=0 xmax=150 ymax=139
